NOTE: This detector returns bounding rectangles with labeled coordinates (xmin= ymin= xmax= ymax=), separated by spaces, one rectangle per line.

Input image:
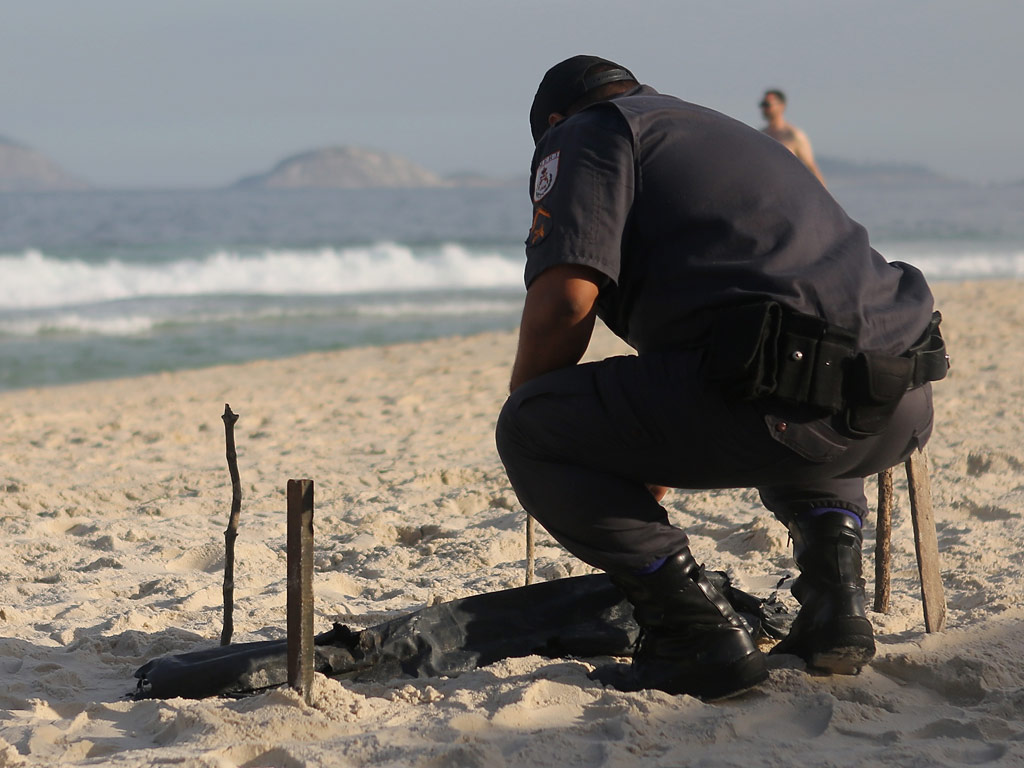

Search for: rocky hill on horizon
xmin=232 ymin=146 xmax=453 ymax=190
xmin=232 ymin=145 xmax=970 ymax=191
xmin=0 ymin=135 xmax=89 ymax=192
xmin=817 ymin=155 xmax=961 ymax=186
xmin=0 ymin=134 xmax=989 ymax=191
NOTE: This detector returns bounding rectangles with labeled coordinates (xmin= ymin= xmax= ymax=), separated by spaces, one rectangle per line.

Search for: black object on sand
xmin=133 ymin=573 xmax=789 ymax=700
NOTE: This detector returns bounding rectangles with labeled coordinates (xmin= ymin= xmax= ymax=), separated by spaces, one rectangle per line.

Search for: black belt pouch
xmin=844 ymin=352 xmax=914 ymax=436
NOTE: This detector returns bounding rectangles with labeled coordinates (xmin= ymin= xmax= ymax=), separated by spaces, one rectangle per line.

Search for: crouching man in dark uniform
xmin=495 ymin=56 xmax=947 ymax=700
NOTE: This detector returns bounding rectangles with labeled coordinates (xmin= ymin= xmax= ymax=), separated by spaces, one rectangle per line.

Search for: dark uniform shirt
xmin=525 ymin=85 xmax=934 ymax=356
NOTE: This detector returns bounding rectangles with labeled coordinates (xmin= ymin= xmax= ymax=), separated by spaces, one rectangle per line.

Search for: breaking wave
xmin=0 ymin=243 xmax=524 ymax=310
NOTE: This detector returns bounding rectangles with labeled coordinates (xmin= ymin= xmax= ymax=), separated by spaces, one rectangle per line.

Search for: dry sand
xmin=1 ymin=280 xmax=1023 ymax=767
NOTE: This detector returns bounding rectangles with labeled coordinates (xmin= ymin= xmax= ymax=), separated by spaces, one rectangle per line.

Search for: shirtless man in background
xmin=760 ymin=89 xmax=826 ymax=186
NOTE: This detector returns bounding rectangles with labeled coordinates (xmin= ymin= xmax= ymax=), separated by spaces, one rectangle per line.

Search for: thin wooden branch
xmin=525 ymin=515 xmax=535 ymax=586
xmin=220 ymin=403 xmax=242 ymax=646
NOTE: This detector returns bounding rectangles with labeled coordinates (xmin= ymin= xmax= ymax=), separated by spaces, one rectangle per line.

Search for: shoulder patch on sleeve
xmin=533 ymin=151 xmax=560 ymax=202
xmin=527 ymin=204 xmax=552 ymax=246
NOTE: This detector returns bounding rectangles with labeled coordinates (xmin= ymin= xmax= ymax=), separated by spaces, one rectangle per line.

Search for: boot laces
xmin=632 ymin=628 xmax=648 ymax=657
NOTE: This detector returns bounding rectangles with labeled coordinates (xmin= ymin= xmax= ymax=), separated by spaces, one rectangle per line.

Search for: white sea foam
xmin=0 ymin=314 xmax=157 ymax=337
xmin=915 ymin=251 xmax=1024 ymax=279
xmin=877 ymin=243 xmax=1024 ymax=280
xmin=0 ymin=298 xmax=525 ymax=338
xmin=0 ymin=244 xmax=524 ymax=310
xmin=354 ymin=300 xmax=523 ymax=318
xmin=4 ymin=243 xmax=1021 ymax=314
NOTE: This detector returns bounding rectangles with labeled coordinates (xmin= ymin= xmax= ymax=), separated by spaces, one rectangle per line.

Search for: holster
xmin=843 ymin=310 xmax=947 ymax=436
xmin=707 ymin=302 xmax=948 ymax=437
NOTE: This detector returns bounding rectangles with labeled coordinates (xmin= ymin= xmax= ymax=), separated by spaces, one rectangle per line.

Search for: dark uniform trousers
xmin=496 ymin=347 xmax=933 ymax=574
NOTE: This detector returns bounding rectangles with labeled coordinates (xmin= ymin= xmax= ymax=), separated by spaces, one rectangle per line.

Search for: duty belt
xmin=706 ymin=302 xmax=949 ymax=436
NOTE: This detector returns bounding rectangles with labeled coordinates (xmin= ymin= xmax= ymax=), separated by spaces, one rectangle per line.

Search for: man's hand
xmin=509 ymin=264 xmax=602 ymax=392
xmin=646 ymin=484 xmax=670 ymax=502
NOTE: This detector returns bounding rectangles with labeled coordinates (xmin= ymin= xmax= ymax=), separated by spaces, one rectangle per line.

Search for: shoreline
xmin=2 ymin=276 xmax=1020 ymax=398
xmin=2 ymin=279 xmax=1023 ymax=765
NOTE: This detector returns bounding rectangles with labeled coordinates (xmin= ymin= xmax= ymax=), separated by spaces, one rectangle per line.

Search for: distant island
xmin=0 ymin=133 xmax=994 ymax=191
xmin=231 ymin=146 xmax=515 ymax=190
xmin=231 ymin=145 xmax=966 ymax=191
xmin=817 ymin=156 xmax=958 ymax=186
xmin=0 ymin=135 xmax=89 ymax=191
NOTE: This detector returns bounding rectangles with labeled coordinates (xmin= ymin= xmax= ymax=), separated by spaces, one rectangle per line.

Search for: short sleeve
xmin=524 ymin=107 xmax=635 ymax=289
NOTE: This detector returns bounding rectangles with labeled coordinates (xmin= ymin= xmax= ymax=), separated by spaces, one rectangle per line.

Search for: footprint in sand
xmin=728 ymin=693 xmax=834 ymax=739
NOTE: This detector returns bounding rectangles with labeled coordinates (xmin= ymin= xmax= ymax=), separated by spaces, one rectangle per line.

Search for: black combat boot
xmin=770 ymin=510 xmax=875 ymax=674
xmin=610 ymin=550 xmax=768 ymax=700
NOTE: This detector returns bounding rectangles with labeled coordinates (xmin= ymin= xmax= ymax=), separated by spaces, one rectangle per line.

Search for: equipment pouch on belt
xmin=843 ymin=352 xmax=914 ymax=435
xmin=843 ymin=311 xmax=948 ymax=436
xmin=707 ymin=301 xmax=854 ymax=413
xmin=774 ymin=311 xmax=856 ymax=414
xmin=708 ymin=304 xmax=948 ymax=437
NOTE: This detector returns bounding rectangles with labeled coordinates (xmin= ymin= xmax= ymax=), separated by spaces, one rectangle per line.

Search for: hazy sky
xmin=3 ymin=0 xmax=1020 ymax=188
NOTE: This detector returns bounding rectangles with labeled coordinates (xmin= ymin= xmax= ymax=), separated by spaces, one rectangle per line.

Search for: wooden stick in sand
xmin=873 ymin=449 xmax=946 ymax=633
xmin=220 ymin=404 xmax=242 ymax=646
xmin=525 ymin=515 xmax=535 ymax=586
xmin=873 ymin=467 xmax=894 ymax=613
xmin=287 ymin=479 xmax=315 ymax=703
xmin=906 ymin=447 xmax=947 ymax=632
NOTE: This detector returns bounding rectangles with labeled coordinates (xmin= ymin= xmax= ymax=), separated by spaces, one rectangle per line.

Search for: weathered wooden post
xmin=287 ymin=479 xmax=315 ymax=703
xmin=873 ymin=466 xmax=893 ymax=613
xmin=872 ymin=447 xmax=946 ymax=633
xmin=906 ymin=448 xmax=947 ymax=632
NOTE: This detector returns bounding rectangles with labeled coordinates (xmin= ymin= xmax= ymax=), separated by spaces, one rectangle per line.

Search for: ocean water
xmin=2 ymin=182 xmax=1023 ymax=391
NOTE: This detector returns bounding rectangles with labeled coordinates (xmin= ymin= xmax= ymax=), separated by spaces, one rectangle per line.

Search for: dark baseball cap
xmin=529 ymin=55 xmax=637 ymax=144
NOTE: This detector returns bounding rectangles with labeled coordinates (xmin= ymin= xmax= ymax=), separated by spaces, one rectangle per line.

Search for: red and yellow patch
xmin=528 ymin=205 xmax=552 ymax=246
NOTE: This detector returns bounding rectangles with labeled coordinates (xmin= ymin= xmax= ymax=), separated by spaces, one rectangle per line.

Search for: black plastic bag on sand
xmin=133 ymin=573 xmax=791 ymax=700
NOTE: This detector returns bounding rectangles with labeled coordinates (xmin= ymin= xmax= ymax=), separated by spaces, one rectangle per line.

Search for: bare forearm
xmin=509 ymin=305 xmax=596 ymax=391
xmin=509 ymin=265 xmax=601 ymax=392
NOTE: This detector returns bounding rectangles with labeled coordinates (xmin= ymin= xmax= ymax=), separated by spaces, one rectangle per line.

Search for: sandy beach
xmin=1 ymin=279 xmax=1023 ymax=767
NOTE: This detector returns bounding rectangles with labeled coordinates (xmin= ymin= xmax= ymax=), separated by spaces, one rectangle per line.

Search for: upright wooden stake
xmin=873 ymin=466 xmax=894 ymax=613
xmin=905 ymin=448 xmax=947 ymax=632
xmin=287 ymin=479 xmax=315 ymax=703
xmin=221 ymin=404 xmax=242 ymax=646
